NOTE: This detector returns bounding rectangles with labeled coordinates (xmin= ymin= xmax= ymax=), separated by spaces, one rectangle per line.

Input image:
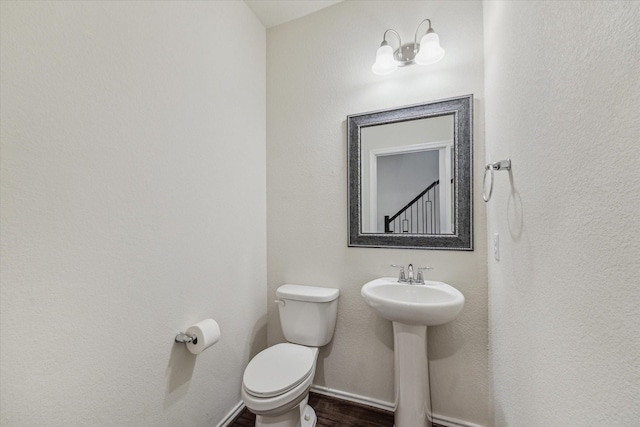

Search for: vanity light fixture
xmin=371 ymin=18 xmax=445 ymax=75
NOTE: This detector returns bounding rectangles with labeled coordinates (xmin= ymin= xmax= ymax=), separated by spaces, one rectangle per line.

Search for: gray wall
xmin=377 ymin=150 xmax=440 ymax=232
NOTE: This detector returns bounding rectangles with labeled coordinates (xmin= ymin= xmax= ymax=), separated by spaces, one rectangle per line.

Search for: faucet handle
xmin=416 ymin=266 xmax=433 ymax=283
xmin=390 ymin=264 xmax=406 ymax=282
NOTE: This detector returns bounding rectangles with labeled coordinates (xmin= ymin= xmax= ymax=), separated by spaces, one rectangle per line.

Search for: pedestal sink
xmin=361 ymin=278 xmax=465 ymax=427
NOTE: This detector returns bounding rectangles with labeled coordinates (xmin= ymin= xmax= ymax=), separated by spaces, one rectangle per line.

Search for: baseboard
xmin=433 ymin=413 xmax=485 ymax=427
xmin=218 ymin=386 xmax=484 ymax=427
xmin=310 ymin=384 xmax=395 ymax=412
xmin=216 ymin=401 xmax=245 ymax=427
xmin=310 ymin=385 xmax=484 ymax=427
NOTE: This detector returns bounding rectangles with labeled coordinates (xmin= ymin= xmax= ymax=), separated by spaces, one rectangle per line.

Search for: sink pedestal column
xmin=393 ymin=322 xmax=431 ymax=427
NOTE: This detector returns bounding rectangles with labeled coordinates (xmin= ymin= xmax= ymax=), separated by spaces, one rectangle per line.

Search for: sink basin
xmin=361 ymin=277 xmax=465 ymax=326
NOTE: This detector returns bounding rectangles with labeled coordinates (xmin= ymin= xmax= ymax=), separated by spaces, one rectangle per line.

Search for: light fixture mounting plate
xmin=394 ymin=42 xmax=420 ymax=66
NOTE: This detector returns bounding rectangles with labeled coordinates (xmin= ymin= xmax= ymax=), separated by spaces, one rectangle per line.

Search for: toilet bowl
xmin=242 ymin=344 xmax=318 ymax=426
xmin=241 ymin=284 xmax=339 ymax=427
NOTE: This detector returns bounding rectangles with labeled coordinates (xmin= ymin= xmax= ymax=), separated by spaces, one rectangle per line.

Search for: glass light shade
xmin=415 ymin=32 xmax=445 ymax=65
xmin=371 ymin=44 xmax=397 ymax=75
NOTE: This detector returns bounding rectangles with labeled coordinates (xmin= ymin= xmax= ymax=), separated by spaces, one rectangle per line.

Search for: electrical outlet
xmin=493 ymin=233 xmax=500 ymax=261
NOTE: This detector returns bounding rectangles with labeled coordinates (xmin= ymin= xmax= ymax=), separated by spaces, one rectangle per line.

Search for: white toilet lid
xmin=243 ymin=343 xmax=315 ymax=398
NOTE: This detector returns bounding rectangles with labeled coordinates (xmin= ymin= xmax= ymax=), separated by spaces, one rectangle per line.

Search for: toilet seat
xmin=243 ymin=343 xmax=316 ymax=398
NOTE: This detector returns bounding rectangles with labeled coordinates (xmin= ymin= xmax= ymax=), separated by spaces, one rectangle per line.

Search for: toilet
xmin=241 ymin=284 xmax=339 ymax=427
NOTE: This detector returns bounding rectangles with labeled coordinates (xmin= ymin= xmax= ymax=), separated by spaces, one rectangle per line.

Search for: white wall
xmin=0 ymin=2 xmax=266 ymax=426
xmin=484 ymin=1 xmax=640 ymax=425
xmin=267 ymin=1 xmax=489 ymax=425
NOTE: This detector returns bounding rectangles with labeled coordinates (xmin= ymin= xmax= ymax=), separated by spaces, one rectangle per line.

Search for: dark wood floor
xmin=230 ymin=392 xmax=444 ymax=427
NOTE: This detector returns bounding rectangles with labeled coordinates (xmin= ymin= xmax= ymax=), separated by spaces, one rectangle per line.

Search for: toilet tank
xmin=276 ymin=284 xmax=339 ymax=347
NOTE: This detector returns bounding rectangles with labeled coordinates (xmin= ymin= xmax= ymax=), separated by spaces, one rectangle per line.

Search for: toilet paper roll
xmin=185 ymin=319 xmax=220 ymax=355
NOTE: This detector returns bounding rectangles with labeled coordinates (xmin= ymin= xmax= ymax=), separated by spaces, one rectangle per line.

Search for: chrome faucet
xmin=416 ymin=266 xmax=433 ymax=284
xmin=391 ymin=264 xmax=433 ymax=284
xmin=390 ymin=264 xmax=406 ymax=282
xmin=407 ymin=264 xmax=414 ymax=282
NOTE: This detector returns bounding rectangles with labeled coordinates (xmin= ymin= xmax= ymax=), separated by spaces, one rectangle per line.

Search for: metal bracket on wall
xmin=483 ymin=158 xmax=511 ymax=202
xmin=174 ymin=332 xmax=197 ymax=344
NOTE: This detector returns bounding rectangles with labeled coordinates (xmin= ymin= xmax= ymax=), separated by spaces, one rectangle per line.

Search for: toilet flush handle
xmin=274 ymin=299 xmax=285 ymax=307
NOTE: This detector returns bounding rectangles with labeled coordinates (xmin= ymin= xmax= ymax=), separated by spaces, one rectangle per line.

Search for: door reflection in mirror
xmin=361 ymin=114 xmax=454 ymax=235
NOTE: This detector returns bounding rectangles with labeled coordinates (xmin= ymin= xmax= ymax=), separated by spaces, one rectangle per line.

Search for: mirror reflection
xmin=347 ymin=95 xmax=473 ymax=250
xmin=360 ymin=115 xmax=454 ymax=235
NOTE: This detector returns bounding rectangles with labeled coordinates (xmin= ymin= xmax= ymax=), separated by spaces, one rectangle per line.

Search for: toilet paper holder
xmin=175 ymin=332 xmax=197 ymax=344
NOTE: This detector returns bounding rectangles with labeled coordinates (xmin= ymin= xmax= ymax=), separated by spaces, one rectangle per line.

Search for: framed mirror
xmin=347 ymin=95 xmax=473 ymax=250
